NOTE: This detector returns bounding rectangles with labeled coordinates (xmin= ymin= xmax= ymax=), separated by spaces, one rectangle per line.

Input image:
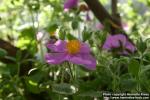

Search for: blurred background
xmin=0 ymin=0 xmax=150 ymax=100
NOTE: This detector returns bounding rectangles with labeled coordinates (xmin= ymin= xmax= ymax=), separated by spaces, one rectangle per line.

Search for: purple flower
xmin=45 ymin=40 xmax=96 ymax=70
xmin=64 ymin=0 xmax=78 ymax=10
xmin=102 ymin=34 xmax=136 ymax=55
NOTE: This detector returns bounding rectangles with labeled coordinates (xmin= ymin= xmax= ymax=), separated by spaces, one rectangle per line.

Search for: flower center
xmin=66 ymin=40 xmax=81 ymax=54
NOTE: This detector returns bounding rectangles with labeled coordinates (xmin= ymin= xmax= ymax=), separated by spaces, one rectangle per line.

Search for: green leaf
xmin=25 ymin=77 xmax=40 ymax=94
xmin=46 ymin=23 xmax=58 ymax=33
xmin=52 ymin=83 xmax=78 ymax=95
xmin=66 ymin=33 xmax=77 ymax=40
xmin=120 ymin=74 xmax=137 ymax=91
xmin=128 ymin=59 xmax=140 ymax=77
xmin=140 ymin=65 xmax=150 ymax=74
xmin=6 ymin=64 xmax=18 ymax=76
xmin=71 ymin=20 xmax=78 ymax=30
xmin=78 ymin=91 xmax=101 ymax=97
xmin=0 ymin=66 xmax=10 ymax=75
xmin=4 ymin=56 xmax=16 ymax=62
xmin=0 ymin=48 xmax=7 ymax=57
xmin=137 ymin=38 xmax=147 ymax=53
xmin=20 ymin=27 xmax=35 ymax=39
xmin=58 ymin=28 xmax=66 ymax=40
xmin=25 ymin=70 xmax=44 ymax=94
xmin=16 ymin=51 xmax=22 ymax=62
xmin=82 ymin=31 xmax=92 ymax=42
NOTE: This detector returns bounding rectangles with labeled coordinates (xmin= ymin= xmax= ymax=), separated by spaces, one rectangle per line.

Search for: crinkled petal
xmin=103 ymin=34 xmax=127 ymax=50
xmin=103 ymin=41 xmax=111 ymax=50
xmin=68 ymin=53 xmax=96 ymax=70
xmin=47 ymin=40 xmax=67 ymax=52
xmin=45 ymin=53 xmax=67 ymax=64
xmin=79 ymin=42 xmax=91 ymax=53
xmin=125 ymin=41 xmax=136 ymax=53
xmin=111 ymin=34 xmax=126 ymax=48
xmin=64 ymin=0 xmax=78 ymax=10
xmin=103 ymin=35 xmax=114 ymax=50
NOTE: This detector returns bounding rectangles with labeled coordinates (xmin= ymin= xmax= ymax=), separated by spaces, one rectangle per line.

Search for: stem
xmin=67 ymin=62 xmax=74 ymax=81
xmin=39 ymin=42 xmax=44 ymax=62
xmin=59 ymin=95 xmax=61 ymax=100
xmin=72 ymin=64 xmax=76 ymax=80
xmin=61 ymin=66 xmax=65 ymax=83
xmin=30 ymin=10 xmax=45 ymax=62
xmin=78 ymin=25 xmax=81 ymax=40
xmin=136 ymin=54 xmax=143 ymax=92
xmin=17 ymin=62 xmax=21 ymax=76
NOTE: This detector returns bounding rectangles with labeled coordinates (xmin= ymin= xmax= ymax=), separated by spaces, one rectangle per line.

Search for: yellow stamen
xmin=66 ymin=40 xmax=81 ymax=54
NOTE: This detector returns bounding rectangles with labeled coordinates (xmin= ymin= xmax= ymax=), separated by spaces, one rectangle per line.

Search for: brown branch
xmin=84 ymin=0 xmax=137 ymax=48
xmin=0 ymin=39 xmax=32 ymax=76
xmin=0 ymin=39 xmax=18 ymax=56
xmin=111 ymin=0 xmax=118 ymax=16
xmin=0 ymin=39 xmax=19 ymax=63
xmin=84 ymin=0 xmax=122 ymax=33
xmin=84 ymin=0 xmax=112 ymax=22
xmin=111 ymin=0 xmax=122 ymax=34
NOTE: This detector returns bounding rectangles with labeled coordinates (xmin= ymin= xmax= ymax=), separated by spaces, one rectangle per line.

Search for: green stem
xmin=67 ymin=62 xmax=74 ymax=81
xmin=136 ymin=54 xmax=144 ymax=92
xmin=61 ymin=66 xmax=65 ymax=83
xmin=17 ymin=62 xmax=20 ymax=77
xmin=39 ymin=42 xmax=44 ymax=62
xmin=73 ymin=64 xmax=76 ymax=80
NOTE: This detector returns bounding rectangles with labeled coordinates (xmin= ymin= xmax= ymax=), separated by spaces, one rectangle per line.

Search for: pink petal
xmin=125 ymin=41 xmax=136 ymax=53
xmin=68 ymin=53 xmax=96 ymax=70
xmin=96 ymin=23 xmax=104 ymax=30
xmin=64 ymin=0 xmax=78 ymax=10
xmin=47 ymin=40 xmax=67 ymax=52
xmin=111 ymin=34 xmax=126 ymax=47
xmin=79 ymin=43 xmax=91 ymax=53
xmin=45 ymin=53 xmax=67 ymax=64
xmin=103 ymin=34 xmax=127 ymax=50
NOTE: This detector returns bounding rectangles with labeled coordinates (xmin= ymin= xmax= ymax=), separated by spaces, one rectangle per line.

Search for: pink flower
xmin=103 ymin=34 xmax=136 ymax=55
xmin=36 ymin=32 xmax=44 ymax=41
xmin=95 ymin=23 xmax=104 ymax=30
xmin=64 ymin=0 xmax=78 ymax=10
xmin=45 ymin=40 xmax=96 ymax=70
xmin=122 ymin=22 xmax=129 ymax=31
